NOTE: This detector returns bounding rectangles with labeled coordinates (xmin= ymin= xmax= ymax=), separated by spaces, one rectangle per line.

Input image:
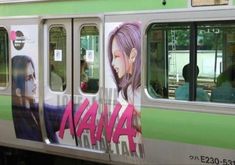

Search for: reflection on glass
xmin=147 ymin=24 xmax=190 ymax=100
xmin=80 ymin=26 xmax=99 ymax=93
xmin=200 ymin=24 xmax=235 ymax=104
xmin=49 ymin=26 xmax=66 ymax=91
xmin=192 ymin=0 xmax=229 ymax=6
xmin=0 ymin=27 xmax=9 ymax=87
xmin=146 ymin=22 xmax=235 ymax=104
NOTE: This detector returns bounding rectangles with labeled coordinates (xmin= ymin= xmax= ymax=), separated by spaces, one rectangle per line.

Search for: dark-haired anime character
xmin=12 ymin=55 xmax=42 ymax=141
xmin=12 ymin=55 xmax=65 ymax=143
xmin=108 ymin=22 xmax=141 ymax=132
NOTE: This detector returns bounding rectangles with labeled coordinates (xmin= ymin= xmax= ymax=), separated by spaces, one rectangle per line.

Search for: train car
xmin=0 ymin=0 xmax=235 ymax=164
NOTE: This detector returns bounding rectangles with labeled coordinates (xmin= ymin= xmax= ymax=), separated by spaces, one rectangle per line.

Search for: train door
xmin=43 ymin=18 xmax=107 ymax=158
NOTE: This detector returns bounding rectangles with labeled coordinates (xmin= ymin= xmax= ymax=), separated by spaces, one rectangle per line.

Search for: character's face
xmin=25 ymin=62 xmax=36 ymax=99
xmin=111 ymin=38 xmax=129 ymax=79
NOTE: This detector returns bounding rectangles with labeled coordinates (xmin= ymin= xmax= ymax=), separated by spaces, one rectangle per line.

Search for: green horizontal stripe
xmin=142 ymin=108 xmax=235 ymax=149
xmin=0 ymin=95 xmax=12 ymax=120
xmin=0 ymin=0 xmax=187 ymax=17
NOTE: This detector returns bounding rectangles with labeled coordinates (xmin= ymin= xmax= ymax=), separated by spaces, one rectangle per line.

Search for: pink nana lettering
xmin=59 ymin=98 xmax=137 ymax=152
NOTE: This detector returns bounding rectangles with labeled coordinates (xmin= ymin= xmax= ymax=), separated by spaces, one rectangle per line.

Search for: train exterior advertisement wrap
xmin=104 ymin=22 xmax=144 ymax=158
xmin=51 ymin=21 xmax=144 ymax=157
xmin=9 ymin=20 xmax=144 ymax=158
xmin=10 ymin=25 xmax=42 ymax=141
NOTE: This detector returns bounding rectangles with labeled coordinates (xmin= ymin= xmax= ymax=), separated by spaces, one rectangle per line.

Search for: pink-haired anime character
xmin=108 ymin=22 xmax=141 ymax=132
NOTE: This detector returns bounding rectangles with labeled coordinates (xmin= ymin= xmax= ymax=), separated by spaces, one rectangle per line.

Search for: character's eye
xmin=25 ymin=74 xmax=34 ymax=81
xmin=113 ymin=53 xmax=120 ymax=59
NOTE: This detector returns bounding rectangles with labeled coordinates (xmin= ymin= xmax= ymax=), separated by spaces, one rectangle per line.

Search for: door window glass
xmin=49 ymin=26 xmax=66 ymax=91
xmin=0 ymin=27 xmax=9 ymax=88
xmin=80 ymin=25 xmax=99 ymax=93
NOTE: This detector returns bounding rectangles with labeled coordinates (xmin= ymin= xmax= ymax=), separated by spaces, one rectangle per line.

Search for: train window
xmin=80 ymin=25 xmax=99 ymax=93
xmin=147 ymin=22 xmax=235 ymax=104
xmin=147 ymin=24 xmax=190 ymax=100
xmin=199 ymin=23 xmax=235 ymax=104
xmin=0 ymin=27 xmax=9 ymax=88
xmin=49 ymin=26 xmax=66 ymax=92
xmin=192 ymin=0 xmax=229 ymax=7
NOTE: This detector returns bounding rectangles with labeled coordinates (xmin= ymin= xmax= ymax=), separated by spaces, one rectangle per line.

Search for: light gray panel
xmin=144 ymin=138 xmax=235 ymax=165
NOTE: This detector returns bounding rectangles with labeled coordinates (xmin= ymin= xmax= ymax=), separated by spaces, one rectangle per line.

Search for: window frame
xmin=146 ymin=21 xmax=235 ymax=104
xmin=48 ymin=24 xmax=67 ymax=92
xmin=0 ymin=27 xmax=9 ymax=90
xmin=79 ymin=23 xmax=100 ymax=94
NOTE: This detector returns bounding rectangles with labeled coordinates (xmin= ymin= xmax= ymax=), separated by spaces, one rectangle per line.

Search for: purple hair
xmin=108 ymin=22 xmax=141 ymax=101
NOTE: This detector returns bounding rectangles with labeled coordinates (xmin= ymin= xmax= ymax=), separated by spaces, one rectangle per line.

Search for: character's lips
xmin=114 ymin=68 xmax=119 ymax=74
xmin=32 ymin=86 xmax=36 ymax=94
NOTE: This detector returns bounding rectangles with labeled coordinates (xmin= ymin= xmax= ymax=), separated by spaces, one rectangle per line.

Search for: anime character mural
xmin=10 ymin=25 xmax=43 ymax=141
xmin=12 ymin=55 xmax=42 ymax=141
xmin=11 ymin=25 xmax=64 ymax=143
xmin=105 ymin=22 xmax=144 ymax=158
xmin=12 ymin=55 xmax=65 ymax=142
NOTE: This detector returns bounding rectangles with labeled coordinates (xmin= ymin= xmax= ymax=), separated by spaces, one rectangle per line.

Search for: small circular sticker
xmin=12 ymin=31 xmax=25 ymax=50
